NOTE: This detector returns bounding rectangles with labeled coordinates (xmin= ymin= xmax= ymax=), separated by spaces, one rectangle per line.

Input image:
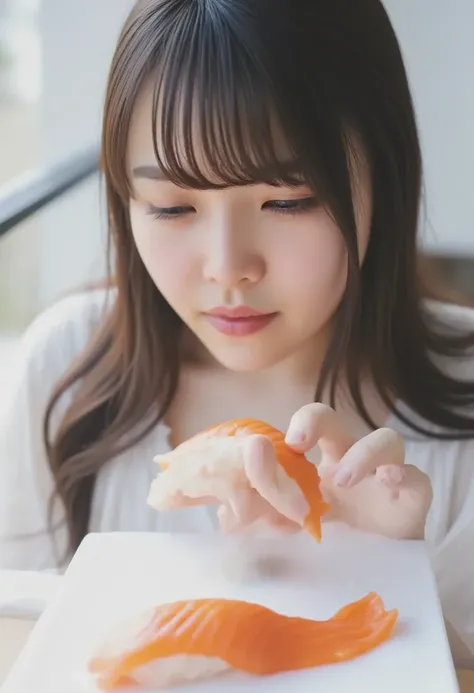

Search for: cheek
xmin=129 ymin=205 xmax=195 ymax=305
xmin=274 ymin=213 xmax=347 ymax=311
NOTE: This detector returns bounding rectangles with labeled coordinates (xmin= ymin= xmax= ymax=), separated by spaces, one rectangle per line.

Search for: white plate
xmin=2 ymin=524 xmax=459 ymax=692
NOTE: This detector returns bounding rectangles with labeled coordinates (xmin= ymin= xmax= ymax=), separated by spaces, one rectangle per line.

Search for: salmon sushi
xmin=148 ymin=418 xmax=330 ymax=541
xmin=88 ymin=593 xmax=398 ymax=690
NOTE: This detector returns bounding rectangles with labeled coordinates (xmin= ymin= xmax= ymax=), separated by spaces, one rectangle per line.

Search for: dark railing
xmin=0 ymin=145 xmax=100 ymax=238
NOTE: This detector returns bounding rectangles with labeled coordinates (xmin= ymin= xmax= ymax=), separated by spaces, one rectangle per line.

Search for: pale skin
xmin=126 ymin=81 xmax=433 ymax=541
xmin=230 ymin=403 xmax=433 ymax=540
xmin=159 ymin=403 xmax=433 ymax=541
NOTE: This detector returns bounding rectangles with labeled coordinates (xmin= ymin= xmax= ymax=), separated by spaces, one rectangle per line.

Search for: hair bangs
xmin=145 ymin=11 xmax=308 ymax=190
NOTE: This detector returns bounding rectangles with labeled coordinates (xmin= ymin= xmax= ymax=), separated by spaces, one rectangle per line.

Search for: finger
xmin=244 ymin=435 xmax=309 ymax=525
xmin=285 ymin=403 xmax=354 ymax=461
xmin=222 ymin=490 xmax=275 ymax=527
xmin=379 ymin=465 xmax=433 ymax=540
xmin=149 ymin=489 xmax=219 ymax=510
xmin=267 ymin=517 xmax=302 ymax=533
xmin=217 ymin=504 xmax=240 ymax=533
xmin=376 ymin=464 xmax=406 ymax=488
xmin=217 ymin=496 xmax=300 ymax=534
xmin=219 ymin=506 xmax=301 ymax=534
xmin=332 ymin=427 xmax=404 ymax=488
xmin=395 ymin=464 xmax=433 ymax=506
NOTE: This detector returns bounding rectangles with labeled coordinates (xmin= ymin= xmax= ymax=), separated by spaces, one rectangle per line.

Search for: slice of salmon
xmin=89 ymin=593 xmax=398 ymax=690
xmin=149 ymin=417 xmax=330 ymax=541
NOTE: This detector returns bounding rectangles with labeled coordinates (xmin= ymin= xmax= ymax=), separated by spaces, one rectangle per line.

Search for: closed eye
xmin=263 ymin=197 xmax=319 ymax=215
xmin=146 ymin=205 xmax=195 ymax=220
xmin=145 ymin=196 xmax=318 ymax=221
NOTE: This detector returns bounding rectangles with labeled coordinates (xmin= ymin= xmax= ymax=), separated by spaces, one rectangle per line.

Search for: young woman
xmin=1 ymin=0 xmax=473 ymax=667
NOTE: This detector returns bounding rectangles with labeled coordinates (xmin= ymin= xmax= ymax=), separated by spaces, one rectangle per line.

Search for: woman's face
xmin=126 ymin=85 xmax=372 ymax=373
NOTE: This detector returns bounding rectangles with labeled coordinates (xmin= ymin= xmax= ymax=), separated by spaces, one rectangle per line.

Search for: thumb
xmin=244 ymin=435 xmax=309 ymax=526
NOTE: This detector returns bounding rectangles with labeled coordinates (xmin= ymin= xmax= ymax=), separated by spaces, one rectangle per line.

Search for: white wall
xmin=383 ymin=0 xmax=474 ymax=256
xmin=39 ymin=0 xmax=133 ymax=159
xmin=35 ymin=0 xmax=134 ymax=309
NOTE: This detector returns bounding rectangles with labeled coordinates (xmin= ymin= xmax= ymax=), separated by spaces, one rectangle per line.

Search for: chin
xmin=203 ymin=341 xmax=291 ymax=373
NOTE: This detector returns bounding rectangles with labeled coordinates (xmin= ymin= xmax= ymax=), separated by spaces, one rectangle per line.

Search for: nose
xmin=203 ymin=211 xmax=265 ymax=288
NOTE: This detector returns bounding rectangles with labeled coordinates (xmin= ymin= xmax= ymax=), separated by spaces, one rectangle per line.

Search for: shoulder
xmin=400 ymin=300 xmax=474 ymax=663
xmin=392 ymin=300 xmax=474 ymax=541
xmin=392 ymin=299 xmax=474 ymax=433
xmin=423 ymin=298 xmax=474 ymax=332
xmin=396 ymin=299 xmax=474 ymax=451
xmin=0 ymin=289 xmax=116 ymax=570
xmin=16 ymin=287 xmax=115 ymax=387
xmin=421 ymin=299 xmax=474 ymax=382
xmin=406 ymin=425 xmax=474 ymax=664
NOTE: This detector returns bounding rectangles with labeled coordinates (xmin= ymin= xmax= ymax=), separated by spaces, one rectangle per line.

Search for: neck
xmin=174 ymin=327 xmax=390 ymax=444
xmin=184 ymin=325 xmax=332 ymax=395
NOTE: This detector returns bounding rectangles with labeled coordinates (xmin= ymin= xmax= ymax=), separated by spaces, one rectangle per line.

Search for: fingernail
xmin=387 ymin=466 xmax=405 ymax=484
xmin=333 ymin=468 xmax=352 ymax=488
xmin=285 ymin=427 xmax=306 ymax=445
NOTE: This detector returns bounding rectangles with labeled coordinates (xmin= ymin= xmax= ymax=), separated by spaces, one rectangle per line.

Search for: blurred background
xmin=0 ymin=0 xmax=473 ymax=402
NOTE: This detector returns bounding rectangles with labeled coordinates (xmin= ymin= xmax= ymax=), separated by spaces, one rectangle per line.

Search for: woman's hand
xmin=218 ymin=404 xmax=433 ymax=540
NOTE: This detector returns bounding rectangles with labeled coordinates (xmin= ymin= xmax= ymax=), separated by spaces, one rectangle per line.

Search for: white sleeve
xmin=431 ymin=438 xmax=474 ymax=668
xmin=0 ymin=291 xmax=109 ymax=571
xmin=382 ymin=302 xmax=474 ymax=666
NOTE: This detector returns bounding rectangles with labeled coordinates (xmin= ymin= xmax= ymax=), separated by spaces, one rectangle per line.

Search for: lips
xmin=207 ymin=306 xmax=268 ymax=319
xmin=204 ymin=306 xmax=278 ymax=336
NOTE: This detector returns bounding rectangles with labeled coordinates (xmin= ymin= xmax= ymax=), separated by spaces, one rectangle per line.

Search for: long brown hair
xmin=44 ymin=0 xmax=474 ymax=560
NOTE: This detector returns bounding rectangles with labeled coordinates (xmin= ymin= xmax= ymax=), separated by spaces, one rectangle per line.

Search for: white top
xmin=0 ymin=290 xmax=473 ymax=667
